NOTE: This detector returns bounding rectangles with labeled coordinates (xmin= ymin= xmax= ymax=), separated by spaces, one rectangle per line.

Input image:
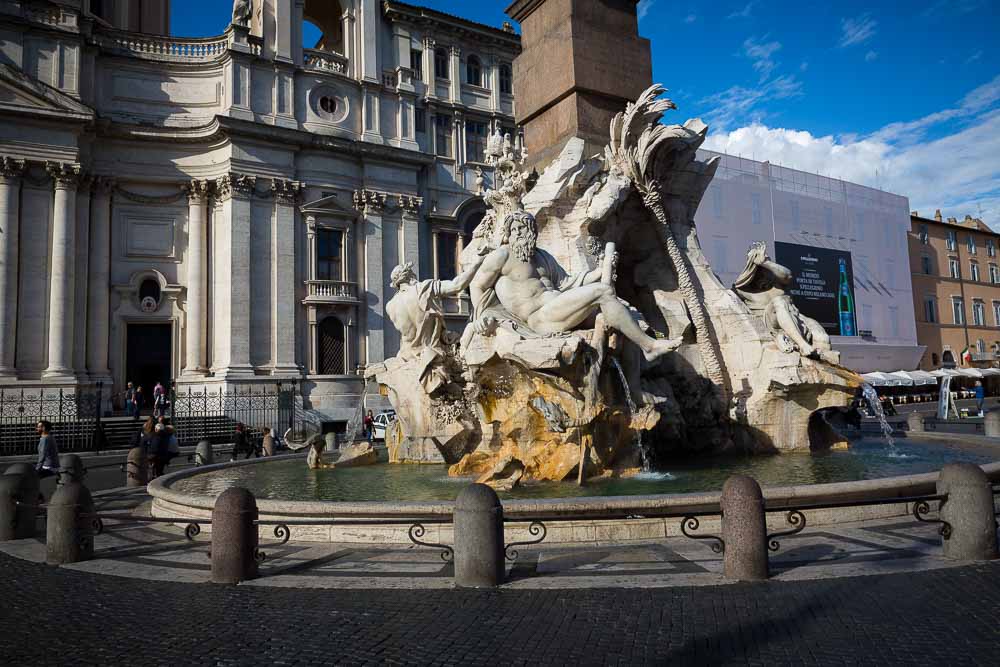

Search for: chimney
xmin=934 ymin=209 xmax=943 ymax=222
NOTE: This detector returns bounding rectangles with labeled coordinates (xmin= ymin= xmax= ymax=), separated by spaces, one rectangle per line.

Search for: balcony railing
xmin=304 ymin=48 xmax=349 ymax=75
xmin=305 ymin=280 xmax=358 ymax=302
xmin=93 ymin=28 xmax=234 ymax=61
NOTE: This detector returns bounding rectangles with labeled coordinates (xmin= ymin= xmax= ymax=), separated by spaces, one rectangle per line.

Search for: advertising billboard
xmin=774 ymin=242 xmax=857 ymax=336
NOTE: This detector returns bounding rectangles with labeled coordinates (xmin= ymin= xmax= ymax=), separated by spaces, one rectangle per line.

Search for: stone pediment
xmin=0 ymin=64 xmax=94 ymax=121
xmin=300 ymin=194 xmax=357 ymax=219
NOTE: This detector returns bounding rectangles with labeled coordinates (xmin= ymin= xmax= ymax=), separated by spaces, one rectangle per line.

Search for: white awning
xmin=885 ymin=371 xmax=915 ymax=386
xmin=958 ymin=368 xmax=985 ymax=378
xmin=862 ymin=372 xmax=903 ymax=386
xmin=889 ymin=370 xmax=937 ymax=385
xmin=930 ymin=369 xmax=963 ymax=377
xmin=980 ymin=368 xmax=1000 ymax=376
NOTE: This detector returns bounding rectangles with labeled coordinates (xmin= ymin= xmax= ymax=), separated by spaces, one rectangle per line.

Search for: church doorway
xmin=125 ymin=323 xmax=172 ymax=407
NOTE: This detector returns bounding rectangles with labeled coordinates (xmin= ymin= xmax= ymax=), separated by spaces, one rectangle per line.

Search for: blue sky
xmin=171 ymin=0 xmax=1000 ymax=223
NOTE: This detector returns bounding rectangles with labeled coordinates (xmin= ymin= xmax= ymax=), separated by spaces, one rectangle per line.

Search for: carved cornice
xmin=399 ymin=195 xmax=423 ymax=214
xmin=184 ymin=179 xmax=211 ymax=204
xmin=271 ymin=179 xmax=303 ymax=205
xmin=46 ymin=162 xmax=82 ymax=190
xmin=353 ymin=189 xmax=387 ymax=214
xmin=449 ymin=45 xmax=461 ymax=57
xmin=0 ymin=157 xmax=27 ymax=182
xmin=215 ymin=173 xmax=257 ymax=201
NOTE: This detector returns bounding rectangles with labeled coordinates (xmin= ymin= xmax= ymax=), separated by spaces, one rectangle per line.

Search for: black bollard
xmin=4 ymin=464 xmax=40 ymax=539
xmin=0 ymin=475 xmax=20 ymax=541
xmin=721 ymin=474 xmax=769 ymax=580
xmin=454 ymin=483 xmax=505 ymax=587
xmin=211 ymin=487 xmax=259 ymax=584
xmin=46 ymin=481 xmax=96 ymax=564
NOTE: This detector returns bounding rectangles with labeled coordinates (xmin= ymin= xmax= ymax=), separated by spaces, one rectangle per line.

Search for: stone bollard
xmin=211 ymin=486 xmax=259 ymax=584
xmin=4 ymin=464 xmax=40 ymax=539
xmin=58 ymin=454 xmax=86 ymax=486
xmin=984 ymin=411 xmax=1000 ymax=437
xmin=46 ymin=481 xmax=96 ymax=565
xmin=126 ymin=447 xmax=148 ymax=487
xmin=936 ymin=463 xmax=998 ymax=561
xmin=721 ymin=475 xmax=769 ymax=580
xmin=453 ymin=483 xmax=505 ymax=587
xmin=907 ymin=412 xmax=924 ymax=433
xmin=0 ymin=475 xmax=20 ymax=541
xmin=195 ymin=440 xmax=214 ymax=466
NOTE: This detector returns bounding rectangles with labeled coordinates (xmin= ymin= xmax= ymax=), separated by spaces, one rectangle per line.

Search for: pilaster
xmin=86 ymin=177 xmax=114 ymax=380
xmin=449 ymin=45 xmax=461 ymax=103
xmin=182 ymin=179 xmax=210 ymax=377
xmin=72 ymin=175 xmax=93 ymax=377
xmin=0 ymin=157 xmax=26 ymax=379
xmin=271 ymin=179 xmax=303 ymax=375
xmin=43 ymin=162 xmax=81 ymax=381
xmin=353 ymin=189 xmax=387 ymax=366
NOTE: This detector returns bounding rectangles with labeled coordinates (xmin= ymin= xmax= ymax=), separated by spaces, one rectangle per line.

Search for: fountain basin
xmin=149 ymin=437 xmax=1000 ymax=545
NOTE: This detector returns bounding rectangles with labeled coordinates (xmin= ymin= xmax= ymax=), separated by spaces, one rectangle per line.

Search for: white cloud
xmin=742 ymin=36 xmax=782 ymax=82
xmin=701 ymin=77 xmax=1000 ymax=229
xmin=799 ymin=61 xmax=809 ymax=71
xmin=865 ymin=50 xmax=878 ymax=62
xmin=684 ymin=13 xmax=697 ymax=24
xmin=922 ymin=0 xmax=986 ymax=17
xmin=839 ymin=13 xmax=878 ymax=48
xmin=637 ymin=0 xmax=656 ymax=20
xmin=965 ymin=50 xmax=983 ymax=65
xmin=699 ymin=75 xmax=803 ymax=131
xmin=727 ymin=1 xmax=757 ymax=20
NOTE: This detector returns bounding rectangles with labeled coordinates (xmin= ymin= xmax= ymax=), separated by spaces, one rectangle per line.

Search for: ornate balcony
xmin=304 ymin=49 xmax=349 ymax=75
xmin=303 ymin=280 xmax=359 ymax=304
xmin=92 ymin=28 xmax=249 ymax=62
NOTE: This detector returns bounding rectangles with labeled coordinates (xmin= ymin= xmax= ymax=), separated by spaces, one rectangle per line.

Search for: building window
xmin=977 ymin=338 xmax=986 ymax=355
xmin=919 ymin=224 xmax=929 ymax=244
xmin=465 ymin=121 xmax=488 ymax=163
xmin=991 ymin=264 xmax=999 ymax=284
xmin=968 ymin=235 xmax=977 ymax=254
xmin=318 ymin=316 xmax=346 ymax=375
xmin=947 ymin=230 xmax=957 ymax=251
xmin=434 ymin=47 xmax=449 ymax=79
xmin=920 ymin=255 xmax=932 ymax=275
xmin=415 ymin=107 xmax=426 ymax=134
xmin=466 ymin=55 xmax=483 ymax=87
xmin=952 ymin=296 xmax=965 ymax=325
xmin=989 ymin=239 xmax=996 ymax=257
xmin=433 ymin=114 xmax=452 ymax=157
xmin=993 ymin=301 xmax=1000 ymax=326
xmin=924 ymin=297 xmax=937 ymax=323
xmin=973 ymin=300 xmax=986 ymax=326
xmin=949 ymin=257 xmax=960 ymax=279
xmin=316 ymin=229 xmax=344 ymax=281
xmin=971 ymin=261 xmax=981 ymax=282
xmin=751 ymin=193 xmax=761 ymax=225
xmin=436 ymin=232 xmax=459 ymax=280
xmin=499 ymin=62 xmax=512 ymax=94
xmin=410 ymin=50 xmax=423 ymax=80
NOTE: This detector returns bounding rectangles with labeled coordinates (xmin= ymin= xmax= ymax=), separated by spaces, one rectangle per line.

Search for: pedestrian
xmin=974 ymin=380 xmax=985 ymax=416
xmin=158 ymin=417 xmax=180 ymax=473
xmin=232 ymin=422 xmax=255 ymax=461
xmin=124 ymin=382 xmax=135 ymax=417
xmin=262 ymin=427 xmax=275 ymax=457
xmin=153 ymin=381 xmax=166 ymax=418
xmin=35 ymin=420 xmax=59 ymax=479
xmin=364 ymin=410 xmax=375 ymax=443
xmin=149 ymin=423 xmax=171 ymax=479
xmin=140 ymin=417 xmax=157 ymax=478
xmin=133 ymin=386 xmax=144 ymax=420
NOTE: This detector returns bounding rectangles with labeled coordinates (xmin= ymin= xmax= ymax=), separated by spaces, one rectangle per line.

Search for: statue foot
xmin=643 ymin=336 xmax=683 ymax=363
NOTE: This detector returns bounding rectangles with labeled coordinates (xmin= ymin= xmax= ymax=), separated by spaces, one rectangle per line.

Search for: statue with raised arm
xmin=733 ymin=242 xmax=839 ymax=364
xmin=232 ymin=0 xmax=252 ymax=27
xmin=466 ymin=209 xmax=681 ymax=362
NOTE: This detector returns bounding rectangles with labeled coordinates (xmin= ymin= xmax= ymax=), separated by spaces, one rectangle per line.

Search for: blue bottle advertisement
xmin=837 ymin=258 xmax=856 ymax=336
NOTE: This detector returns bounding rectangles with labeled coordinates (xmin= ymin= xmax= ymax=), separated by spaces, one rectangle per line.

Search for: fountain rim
xmin=149 ymin=452 xmax=1000 ymax=519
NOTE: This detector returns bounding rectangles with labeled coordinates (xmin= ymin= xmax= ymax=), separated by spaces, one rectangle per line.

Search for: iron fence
xmin=169 ymin=381 xmax=299 ymax=446
xmin=0 ymin=384 xmax=104 ymax=456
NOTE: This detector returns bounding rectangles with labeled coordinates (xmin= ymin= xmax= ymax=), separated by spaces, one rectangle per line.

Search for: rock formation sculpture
xmin=368 ymin=84 xmax=859 ymax=489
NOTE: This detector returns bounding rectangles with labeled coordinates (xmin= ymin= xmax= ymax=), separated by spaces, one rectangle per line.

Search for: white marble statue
xmin=465 ymin=209 xmax=681 ymax=362
xmin=232 ymin=0 xmax=252 ymax=27
xmin=733 ymin=242 xmax=838 ymax=364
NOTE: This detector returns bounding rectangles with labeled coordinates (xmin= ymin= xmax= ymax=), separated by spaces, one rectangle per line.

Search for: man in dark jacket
xmin=35 ymin=420 xmax=59 ymax=478
xmin=231 ymin=423 xmax=256 ymax=461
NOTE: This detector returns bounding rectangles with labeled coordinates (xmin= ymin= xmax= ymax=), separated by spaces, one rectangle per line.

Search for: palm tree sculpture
xmin=605 ymin=84 xmax=727 ymax=401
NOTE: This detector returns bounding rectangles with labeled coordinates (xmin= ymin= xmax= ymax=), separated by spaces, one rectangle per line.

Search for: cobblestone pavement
xmin=1 ymin=549 xmax=998 ymax=665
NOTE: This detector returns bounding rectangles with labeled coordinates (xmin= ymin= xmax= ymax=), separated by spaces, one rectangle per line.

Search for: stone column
xmin=400 ymin=196 xmax=422 ymax=280
xmin=422 ymin=37 xmax=436 ymax=96
xmin=44 ymin=162 xmax=81 ymax=380
xmin=449 ymin=45 xmax=461 ymax=103
xmin=342 ymin=7 xmax=356 ymax=79
xmin=212 ymin=173 xmax=256 ymax=377
xmin=453 ymin=111 xmax=465 ymax=165
xmin=72 ymin=176 xmax=92 ymax=376
xmin=271 ymin=179 xmax=302 ymax=375
xmin=353 ymin=189 xmax=386 ymax=366
xmin=183 ymin=180 xmax=210 ymax=376
xmin=0 ymin=157 xmax=25 ymax=379
xmin=86 ymin=177 xmax=114 ymax=379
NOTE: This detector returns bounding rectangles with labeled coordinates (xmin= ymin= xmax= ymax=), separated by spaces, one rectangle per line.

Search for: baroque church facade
xmin=0 ymin=0 xmax=518 ymax=422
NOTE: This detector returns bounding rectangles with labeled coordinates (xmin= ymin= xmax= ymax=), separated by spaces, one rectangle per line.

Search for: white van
xmin=371 ymin=411 xmax=397 ymax=440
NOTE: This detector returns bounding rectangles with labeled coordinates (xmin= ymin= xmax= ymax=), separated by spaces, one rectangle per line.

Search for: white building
xmin=694 ymin=150 xmax=924 ymax=373
xmin=0 ymin=0 xmax=518 ymax=426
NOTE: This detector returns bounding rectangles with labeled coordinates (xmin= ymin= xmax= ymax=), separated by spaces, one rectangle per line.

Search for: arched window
xmin=303 ymin=0 xmax=344 ymax=53
xmin=435 ymin=47 xmax=449 ymax=79
xmin=318 ymin=316 xmax=346 ymax=375
xmin=942 ymin=350 xmax=956 ymax=368
xmin=466 ymin=55 xmax=482 ymax=87
xmin=499 ymin=63 xmax=512 ymax=94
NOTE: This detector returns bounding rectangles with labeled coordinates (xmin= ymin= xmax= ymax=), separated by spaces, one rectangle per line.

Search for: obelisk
xmin=505 ymin=0 xmax=653 ymax=171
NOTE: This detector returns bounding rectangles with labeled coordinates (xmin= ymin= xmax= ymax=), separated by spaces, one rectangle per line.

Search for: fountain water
xmin=610 ymin=357 xmax=649 ymax=472
xmin=860 ymin=382 xmax=897 ymax=452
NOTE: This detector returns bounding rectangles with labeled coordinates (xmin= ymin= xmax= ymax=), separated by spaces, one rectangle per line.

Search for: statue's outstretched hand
xmin=473 ymin=315 xmax=499 ymax=336
xmin=477 ymin=242 xmax=495 ymax=256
